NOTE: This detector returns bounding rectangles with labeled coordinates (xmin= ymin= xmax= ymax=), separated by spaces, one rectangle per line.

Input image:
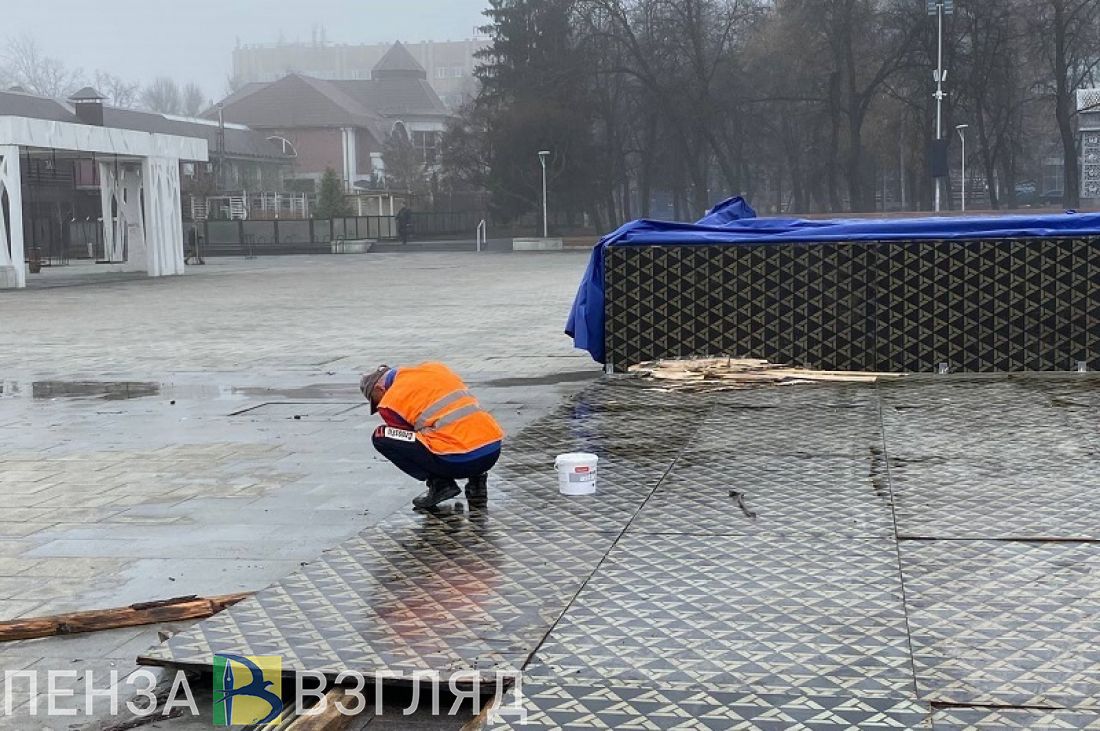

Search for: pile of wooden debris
xmin=628 ymin=357 xmax=904 ymax=391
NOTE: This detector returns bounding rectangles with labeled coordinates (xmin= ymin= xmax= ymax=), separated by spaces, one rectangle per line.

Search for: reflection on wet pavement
xmin=140 ymin=376 xmax=1100 ymax=728
xmin=30 ymin=381 xmax=161 ymax=401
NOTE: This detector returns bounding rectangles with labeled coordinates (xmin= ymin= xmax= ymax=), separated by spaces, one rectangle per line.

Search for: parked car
xmin=1014 ymin=181 xmax=1038 ymax=206
xmin=1040 ymin=189 xmax=1064 ymax=206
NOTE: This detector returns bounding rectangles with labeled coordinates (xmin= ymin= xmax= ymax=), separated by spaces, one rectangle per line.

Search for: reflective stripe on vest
xmin=423 ymin=403 xmax=482 ymax=432
xmin=414 ymin=389 xmax=477 ymax=431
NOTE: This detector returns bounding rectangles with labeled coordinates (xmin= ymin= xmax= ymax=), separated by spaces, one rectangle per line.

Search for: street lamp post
xmin=538 ymin=151 xmax=550 ymax=239
xmin=928 ymin=0 xmax=954 ymax=212
xmin=956 ymin=124 xmax=969 ymax=212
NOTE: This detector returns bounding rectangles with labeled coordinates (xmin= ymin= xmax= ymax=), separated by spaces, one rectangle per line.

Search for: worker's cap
xmin=359 ymin=365 xmax=390 ymax=413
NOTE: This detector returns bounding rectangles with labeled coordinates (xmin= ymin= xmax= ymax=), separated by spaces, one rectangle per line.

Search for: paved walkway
xmin=4 ymin=254 xmax=1098 ymax=729
xmin=139 ymin=374 xmax=1100 ymax=729
xmin=0 ymin=253 xmax=597 ymax=728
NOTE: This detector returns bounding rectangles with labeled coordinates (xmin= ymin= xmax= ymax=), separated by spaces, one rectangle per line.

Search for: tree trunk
xmin=975 ymin=106 xmax=999 ymax=209
xmin=620 ymin=175 xmax=632 ymax=222
xmin=826 ymin=73 xmax=843 ymax=211
xmin=999 ymin=149 xmax=1019 ymax=209
xmin=1053 ymin=0 xmax=1081 ymax=208
xmin=1057 ymin=98 xmax=1080 ymax=208
xmin=638 ymin=117 xmax=657 ymax=217
xmin=847 ymin=118 xmax=867 ymax=212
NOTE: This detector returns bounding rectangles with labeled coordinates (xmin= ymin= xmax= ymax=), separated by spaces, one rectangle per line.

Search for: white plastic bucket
xmin=555 ymin=453 xmax=598 ymax=496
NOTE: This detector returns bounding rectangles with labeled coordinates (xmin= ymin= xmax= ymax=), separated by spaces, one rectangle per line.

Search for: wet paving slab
xmin=902 ymin=538 xmax=1100 ymax=710
xmin=487 ymin=683 xmax=931 ymax=730
xmin=134 ymin=375 xmax=1100 ymax=727
xmin=930 ymin=706 xmax=1100 ymax=729
xmin=139 ymin=523 xmax=618 ymax=682
xmin=524 ymin=533 xmax=913 ymax=698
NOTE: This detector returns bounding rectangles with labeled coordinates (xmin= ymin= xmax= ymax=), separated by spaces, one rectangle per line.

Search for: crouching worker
xmin=360 ymin=362 xmax=504 ymax=509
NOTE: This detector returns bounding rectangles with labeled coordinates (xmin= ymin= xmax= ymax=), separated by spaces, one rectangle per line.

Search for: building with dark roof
xmin=211 ymin=42 xmax=451 ymax=191
xmin=0 ymin=86 xmax=290 ymax=199
xmin=233 ymin=37 xmax=486 ymax=109
xmin=0 ymin=86 xmax=294 ymax=274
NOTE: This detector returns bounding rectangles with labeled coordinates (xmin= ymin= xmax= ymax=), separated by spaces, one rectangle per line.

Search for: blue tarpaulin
xmin=565 ymin=197 xmax=1100 ymax=363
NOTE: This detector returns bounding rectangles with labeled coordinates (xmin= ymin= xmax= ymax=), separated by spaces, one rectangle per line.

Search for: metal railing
xmin=181 ymin=212 xmax=488 ymax=256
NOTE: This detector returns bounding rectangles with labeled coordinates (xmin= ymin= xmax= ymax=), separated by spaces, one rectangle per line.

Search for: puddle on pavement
xmin=482 ymin=371 xmax=600 ymax=387
xmin=231 ymin=383 xmax=356 ymax=399
xmin=31 ymin=380 xmax=161 ymax=400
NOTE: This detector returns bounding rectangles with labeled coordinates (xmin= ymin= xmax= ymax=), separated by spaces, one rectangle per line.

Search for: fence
xmin=183 ymin=212 xmax=485 ymax=257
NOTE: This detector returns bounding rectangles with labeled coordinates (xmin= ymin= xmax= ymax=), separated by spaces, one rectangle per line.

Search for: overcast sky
xmin=4 ymin=0 xmax=487 ymax=99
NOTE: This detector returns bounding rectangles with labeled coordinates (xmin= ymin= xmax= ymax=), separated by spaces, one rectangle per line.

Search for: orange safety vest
xmin=377 ymin=362 xmax=504 ymax=455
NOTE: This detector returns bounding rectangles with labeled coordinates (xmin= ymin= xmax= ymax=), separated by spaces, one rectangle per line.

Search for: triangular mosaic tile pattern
xmin=486 ymin=683 xmax=931 ymax=730
xmin=902 ymin=539 xmax=1100 ymax=709
xmin=604 ymin=238 xmax=1100 ymax=372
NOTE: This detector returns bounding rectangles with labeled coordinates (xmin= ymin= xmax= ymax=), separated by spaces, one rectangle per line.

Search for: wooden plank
xmin=0 ymin=593 xmax=250 ymax=642
xmin=459 ymin=695 xmax=498 ymax=731
xmin=629 ymin=357 xmax=904 ymax=389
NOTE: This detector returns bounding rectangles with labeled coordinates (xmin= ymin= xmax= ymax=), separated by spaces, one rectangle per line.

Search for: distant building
xmin=213 ymin=42 xmax=450 ymax=192
xmin=233 ymin=37 xmax=488 ymax=109
xmin=0 ymin=85 xmax=291 ymax=273
xmin=1077 ymin=88 xmax=1100 ymax=202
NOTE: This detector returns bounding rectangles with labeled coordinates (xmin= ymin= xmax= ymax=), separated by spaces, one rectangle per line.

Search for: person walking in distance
xmin=396 ymin=205 xmax=413 ymax=245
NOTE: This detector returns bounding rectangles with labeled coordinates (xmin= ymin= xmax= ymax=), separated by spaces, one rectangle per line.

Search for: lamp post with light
xmin=929 ymin=0 xmax=954 ymax=212
xmin=538 ymin=150 xmax=550 ymax=239
xmin=956 ymin=124 xmax=969 ymax=212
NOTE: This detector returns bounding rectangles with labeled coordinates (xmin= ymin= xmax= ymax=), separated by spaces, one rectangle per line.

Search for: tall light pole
xmin=928 ymin=0 xmax=953 ymax=212
xmin=956 ymin=124 xmax=969 ymax=212
xmin=538 ymin=150 xmax=550 ymax=239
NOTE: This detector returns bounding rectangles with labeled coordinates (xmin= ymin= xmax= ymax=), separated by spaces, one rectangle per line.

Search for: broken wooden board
xmin=0 ymin=593 xmax=250 ymax=642
xmin=283 ymin=687 xmax=367 ymax=731
xmin=628 ymin=357 xmax=904 ymax=391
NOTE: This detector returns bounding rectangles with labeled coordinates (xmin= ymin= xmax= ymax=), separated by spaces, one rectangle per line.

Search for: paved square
xmin=3 ymin=255 xmax=1100 ymax=729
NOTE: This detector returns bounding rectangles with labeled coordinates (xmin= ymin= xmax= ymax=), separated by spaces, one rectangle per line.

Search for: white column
xmin=0 ymin=146 xmax=25 ymax=289
xmin=341 ymin=128 xmax=358 ymax=192
xmin=98 ymin=161 xmax=118 ymax=263
xmin=120 ymin=164 xmax=148 ymax=272
xmin=347 ymin=129 xmax=358 ymax=190
xmin=141 ymin=156 xmax=185 ymax=277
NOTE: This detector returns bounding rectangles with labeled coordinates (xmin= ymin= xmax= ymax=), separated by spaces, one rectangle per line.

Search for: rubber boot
xmin=465 ymin=473 xmax=489 ymax=506
xmin=413 ymin=477 xmax=460 ymax=510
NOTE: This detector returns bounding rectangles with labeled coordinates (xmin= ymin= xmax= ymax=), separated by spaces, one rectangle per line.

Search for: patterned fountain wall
xmin=604 ymin=238 xmax=1100 ymax=373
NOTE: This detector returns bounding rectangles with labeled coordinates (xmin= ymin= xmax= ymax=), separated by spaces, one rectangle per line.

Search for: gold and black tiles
xmin=901 ymin=539 xmax=1100 ymax=709
xmin=631 ymin=455 xmax=894 ymax=538
xmin=486 ymin=682 xmax=931 ymax=730
xmin=605 ymin=238 xmax=1100 ymax=372
xmin=526 ymin=533 xmax=915 ymax=699
xmin=932 ymin=707 xmax=1100 ymax=729
xmin=140 ymin=378 xmax=1100 ymax=726
xmin=139 ymin=524 xmax=617 ymax=682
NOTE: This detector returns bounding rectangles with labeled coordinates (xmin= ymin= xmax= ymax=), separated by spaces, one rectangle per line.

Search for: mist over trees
xmin=1 ymin=36 xmax=210 ymax=116
xmin=445 ymin=0 xmax=1100 ymax=223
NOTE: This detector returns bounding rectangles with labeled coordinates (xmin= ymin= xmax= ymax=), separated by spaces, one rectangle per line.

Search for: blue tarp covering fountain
xmin=566 ymin=197 xmax=1100 ymax=363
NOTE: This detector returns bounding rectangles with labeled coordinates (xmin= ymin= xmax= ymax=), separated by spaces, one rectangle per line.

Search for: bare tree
xmin=383 ymin=124 xmax=428 ymax=193
xmin=459 ymin=0 xmax=1094 ymax=219
xmin=182 ymin=83 xmax=206 ymax=116
xmin=1026 ymin=0 xmax=1100 ymax=208
xmin=142 ymin=77 xmax=183 ymax=114
xmin=93 ymin=71 xmax=140 ymax=109
xmin=225 ymin=74 xmax=246 ymax=96
xmin=1 ymin=36 xmax=85 ymax=97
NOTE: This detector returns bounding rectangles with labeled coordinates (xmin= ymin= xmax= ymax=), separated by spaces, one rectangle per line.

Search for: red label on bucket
xmin=575 ymin=466 xmax=591 ymax=473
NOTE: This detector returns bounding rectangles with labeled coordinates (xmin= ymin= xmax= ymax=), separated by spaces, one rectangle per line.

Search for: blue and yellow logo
xmin=212 ymin=654 xmax=283 ymax=726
